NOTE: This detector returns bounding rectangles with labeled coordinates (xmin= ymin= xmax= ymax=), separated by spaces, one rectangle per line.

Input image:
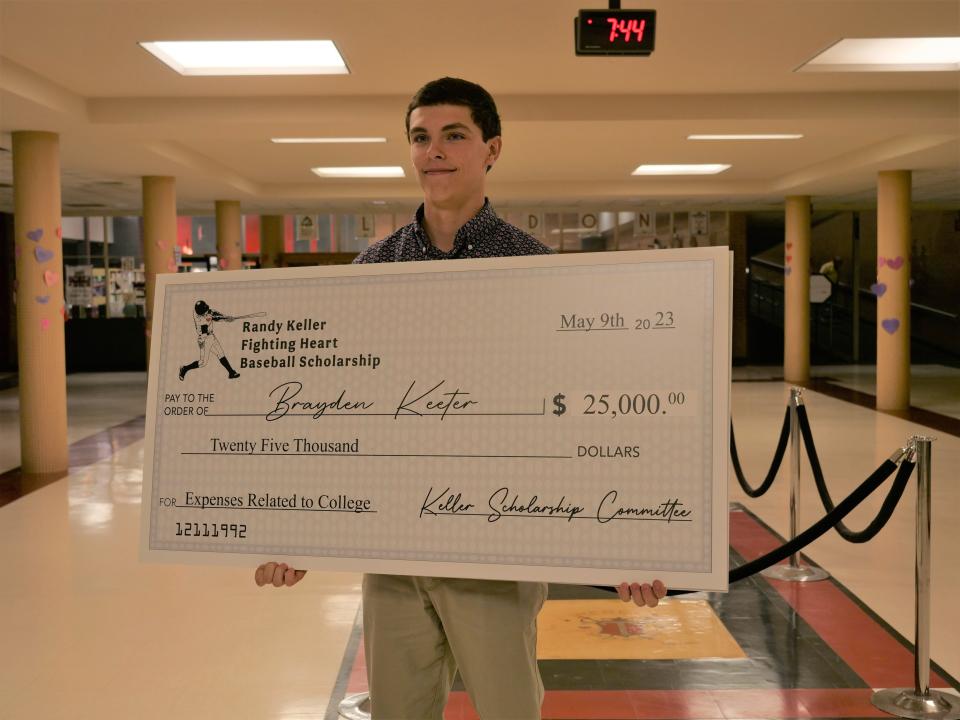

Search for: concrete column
xmin=784 ymin=196 xmax=811 ymax=384
xmin=12 ymin=131 xmax=68 ymax=475
xmin=215 ymin=201 xmax=243 ymax=271
xmin=876 ymin=170 xmax=911 ymax=410
xmin=142 ymin=176 xmax=177 ymax=359
xmin=260 ymin=215 xmax=285 ymax=268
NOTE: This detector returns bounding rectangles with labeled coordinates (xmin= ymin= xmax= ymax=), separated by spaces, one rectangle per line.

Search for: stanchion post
xmin=873 ymin=437 xmax=960 ymax=720
xmin=761 ymin=387 xmax=829 ymax=582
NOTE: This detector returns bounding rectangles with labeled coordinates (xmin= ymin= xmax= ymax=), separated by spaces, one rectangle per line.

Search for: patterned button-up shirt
xmin=353 ymin=199 xmax=552 ymax=264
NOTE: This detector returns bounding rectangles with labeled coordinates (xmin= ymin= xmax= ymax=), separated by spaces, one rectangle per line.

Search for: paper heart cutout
xmin=786 ymin=243 xmax=793 ymax=249
xmin=786 ymin=255 xmax=793 ymax=263
xmin=784 ymin=267 xmax=792 ymax=276
xmin=886 ymin=256 xmax=905 ymax=270
xmin=43 ymin=270 xmax=59 ymax=287
xmin=167 ymin=259 xmax=176 ymax=272
xmin=35 ymin=295 xmax=50 ymax=304
xmin=34 ymin=246 xmax=54 ymax=263
xmin=40 ymin=318 xmax=50 ymax=331
xmin=15 ymin=246 xmax=21 ymax=259
xmin=881 ymin=318 xmax=900 ymax=334
xmin=870 ymin=282 xmax=887 ymax=297
xmin=145 ymin=328 xmax=152 ymax=338
xmin=155 ymin=240 xmax=164 ymax=249
xmin=56 ymin=226 xmax=62 ymax=239
xmin=26 ymin=228 xmax=43 ymax=242
xmin=878 ymin=257 xmax=886 ymax=268
xmin=61 ymin=303 xmax=69 ymax=320
xmin=219 ymin=259 xmax=228 ymax=269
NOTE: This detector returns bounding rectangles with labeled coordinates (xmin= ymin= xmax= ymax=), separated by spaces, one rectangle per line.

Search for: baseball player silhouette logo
xmin=178 ymin=300 xmax=265 ymax=381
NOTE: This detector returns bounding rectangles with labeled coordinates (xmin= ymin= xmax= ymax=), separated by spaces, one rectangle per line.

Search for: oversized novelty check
xmin=141 ymin=248 xmax=730 ymax=590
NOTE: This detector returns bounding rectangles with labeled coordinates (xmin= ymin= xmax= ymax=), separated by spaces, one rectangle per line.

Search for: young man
xmin=255 ymin=78 xmax=667 ymax=719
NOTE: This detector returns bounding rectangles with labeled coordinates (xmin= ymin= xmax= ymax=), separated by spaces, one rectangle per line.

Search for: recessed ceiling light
xmin=632 ymin=164 xmax=731 ymax=175
xmin=797 ymin=37 xmax=960 ymax=72
xmin=271 ymin=137 xmax=386 ymax=144
xmin=688 ymin=134 xmax=803 ymax=141
xmin=311 ymin=166 xmax=405 ymax=178
xmin=140 ymin=40 xmax=349 ymax=76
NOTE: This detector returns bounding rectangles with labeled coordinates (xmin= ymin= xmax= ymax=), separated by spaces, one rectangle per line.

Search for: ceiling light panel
xmin=140 ymin=40 xmax=349 ymax=76
xmin=687 ymin=134 xmax=803 ymax=141
xmin=311 ymin=167 xmax=405 ymax=178
xmin=632 ymin=164 xmax=731 ymax=175
xmin=798 ymin=37 xmax=960 ymax=72
xmin=271 ymin=137 xmax=386 ymax=144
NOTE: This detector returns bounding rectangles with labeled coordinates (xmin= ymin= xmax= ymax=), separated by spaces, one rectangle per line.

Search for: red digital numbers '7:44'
xmin=607 ymin=17 xmax=646 ymax=43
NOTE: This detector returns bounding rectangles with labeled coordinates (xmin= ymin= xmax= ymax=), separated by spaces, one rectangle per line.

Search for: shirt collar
xmin=413 ymin=198 xmax=497 ymax=255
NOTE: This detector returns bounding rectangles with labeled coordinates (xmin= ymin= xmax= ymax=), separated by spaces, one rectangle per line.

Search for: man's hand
xmin=616 ymin=579 xmax=667 ymax=607
xmin=255 ymin=562 xmax=306 ymax=588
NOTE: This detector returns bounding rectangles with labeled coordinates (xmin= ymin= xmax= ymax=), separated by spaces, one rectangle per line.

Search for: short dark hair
xmin=405 ymin=77 xmax=501 ymax=142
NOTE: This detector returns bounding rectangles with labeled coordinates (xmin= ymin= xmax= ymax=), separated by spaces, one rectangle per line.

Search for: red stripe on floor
xmin=447 ymin=688 xmax=892 ymax=719
xmin=729 ymin=510 xmax=948 ymax=689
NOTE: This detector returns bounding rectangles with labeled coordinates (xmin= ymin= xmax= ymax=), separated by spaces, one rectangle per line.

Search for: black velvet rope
xmin=730 ymin=407 xmax=790 ymax=498
xmin=591 ymin=457 xmax=912 ymax=596
xmin=796 ymin=405 xmax=911 ymax=543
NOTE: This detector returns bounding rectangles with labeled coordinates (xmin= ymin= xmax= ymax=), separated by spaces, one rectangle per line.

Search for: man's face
xmin=407 ymin=104 xmax=501 ymax=209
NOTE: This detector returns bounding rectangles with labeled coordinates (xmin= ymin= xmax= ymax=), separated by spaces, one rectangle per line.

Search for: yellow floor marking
xmin=536 ymin=598 xmax=746 ymax=660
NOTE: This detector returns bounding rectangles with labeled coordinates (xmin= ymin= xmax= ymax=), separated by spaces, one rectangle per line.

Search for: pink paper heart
xmin=167 ymin=259 xmax=176 ymax=272
xmin=40 ymin=318 xmax=50 ymax=331
xmin=878 ymin=257 xmax=886 ymax=268
xmin=56 ymin=226 xmax=62 ymax=239
xmin=881 ymin=318 xmax=900 ymax=334
xmin=786 ymin=255 xmax=793 ymax=263
xmin=220 ymin=259 xmax=228 ymax=269
xmin=886 ymin=256 xmax=904 ymax=270
xmin=43 ymin=270 xmax=59 ymax=287
xmin=155 ymin=240 xmax=164 ymax=249
xmin=786 ymin=243 xmax=793 ymax=249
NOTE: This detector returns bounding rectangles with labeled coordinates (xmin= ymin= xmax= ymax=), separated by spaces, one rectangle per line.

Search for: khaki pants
xmin=362 ymin=574 xmax=547 ymax=720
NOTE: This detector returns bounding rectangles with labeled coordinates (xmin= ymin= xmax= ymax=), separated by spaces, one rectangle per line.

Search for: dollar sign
xmin=552 ymin=393 xmax=567 ymax=416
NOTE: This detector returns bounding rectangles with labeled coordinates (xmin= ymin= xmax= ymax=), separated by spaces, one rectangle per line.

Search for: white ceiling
xmin=0 ymin=0 xmax=958 ymax=215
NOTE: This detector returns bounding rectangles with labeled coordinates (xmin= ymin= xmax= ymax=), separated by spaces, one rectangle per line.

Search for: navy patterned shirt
xmin=353 ymin=199 xmax=552 ymax=263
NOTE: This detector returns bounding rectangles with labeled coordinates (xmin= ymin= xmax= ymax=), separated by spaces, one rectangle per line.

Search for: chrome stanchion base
xmin=872 ymin=688 xmax=960 ymax=719
xmin=339 ymin=692 xmax=371 ymax=720
xmin=760 ymin=563 xmax=830 ymax=582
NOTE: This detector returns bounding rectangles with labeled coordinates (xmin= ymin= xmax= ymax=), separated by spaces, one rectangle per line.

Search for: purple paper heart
xmin=34 ymin=246 xmax=54 ymax=263
xmin=881 ymin=318 xmax=900 ymax=334
xmin=35 ymin=295 xmax=50 ymax=304
xmin=886 ymin=256 xmax=904 ymax=270
xmin=26 ymin=228 xmax=43 ymax=242
xmin=784 ymin=266 xmax=792 ymax=276
xmin=871 ymin=282 xmax=887 ymax=297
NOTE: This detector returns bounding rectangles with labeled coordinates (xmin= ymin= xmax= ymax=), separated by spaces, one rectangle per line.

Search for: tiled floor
xmin=1 ymin=369 xmax=958 ymax=719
